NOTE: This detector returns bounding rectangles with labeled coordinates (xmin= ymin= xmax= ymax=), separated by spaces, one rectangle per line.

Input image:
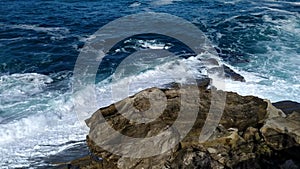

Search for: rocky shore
xmin=63 ymin=80 xmax=299 ymax=169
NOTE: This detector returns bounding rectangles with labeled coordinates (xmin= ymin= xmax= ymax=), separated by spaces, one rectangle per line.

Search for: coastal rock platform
xmin=66 ymin=83 xmax=299 ymax=169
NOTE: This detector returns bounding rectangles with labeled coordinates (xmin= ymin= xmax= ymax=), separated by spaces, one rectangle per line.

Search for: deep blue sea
xmin=0 ymin=0 xmax=299 ymax=168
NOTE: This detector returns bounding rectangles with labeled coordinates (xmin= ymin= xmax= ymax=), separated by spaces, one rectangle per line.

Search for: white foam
xmin=151 ymin=0 xmax=181 ymax=6
xmin=95 ymin=61 xmax=192 ymax=106
xmin=139 ymin=40 xmax=172 ymax=50
xmin=207 ymin=11 xmax=300 ymax=103
xmin=1 ymin=49 xmax=298 ymax=168
xmin=0 ymin=60 xmax=201 ymax=166
xmin=265 ymin=15 xmax=300 ymax=36
xmin=0 ymin=73 xmax=53 ymax=95
xmin=219 ymin=0 xmax=242 ymax=5
xmin=2 ymin=24 xmax=70 ymax=40
xmin=211 ymin=63 xmax=300 ymax=102
xmin=0 ymin=110 xmax=87 ymax=168
xmin=92 ymin=53 xmax=218 ymax=107
xmin=129 ymin=1 xmax=141 ymax=7
xmin=0 ymin=73 xmax=88 ymax=168
xmin=6 ymin=24 xmax=69 ymax=34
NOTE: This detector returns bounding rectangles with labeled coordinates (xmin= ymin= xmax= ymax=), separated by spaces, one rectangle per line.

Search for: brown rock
xmin=70 ymin=85 xmax=300 ymax=169
xmin=261 ymin=112 xmax=300 ymax=150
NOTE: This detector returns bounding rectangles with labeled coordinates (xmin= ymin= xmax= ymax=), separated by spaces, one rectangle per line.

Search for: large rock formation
xmin=67 ymin=83 xmax=300 ymax=169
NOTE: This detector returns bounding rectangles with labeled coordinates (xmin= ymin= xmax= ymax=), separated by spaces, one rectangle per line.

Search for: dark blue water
xmin=0 ymin=0 xmax=299 ymax=168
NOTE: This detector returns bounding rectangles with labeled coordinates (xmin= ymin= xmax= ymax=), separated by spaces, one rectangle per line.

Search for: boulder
xmin=68 ymin=85 xmax=299 ymax=169
xmin=261 ymin=112 xmax=300 ymax=150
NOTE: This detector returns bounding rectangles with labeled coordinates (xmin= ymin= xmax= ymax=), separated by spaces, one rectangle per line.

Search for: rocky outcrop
xmin=223 ymin=65 xmax=245 ymax=82
xmin=68 ymin=83 xmax=299 ymax=169
xmin=261 ymin=112 xmax=300 ymax=150
xmin=201 ymin=58 xmax=245 ymax=82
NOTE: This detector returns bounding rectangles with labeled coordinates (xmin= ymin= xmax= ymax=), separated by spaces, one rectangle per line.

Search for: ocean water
xmin=0 ymin=0 xmax=299 ymax=168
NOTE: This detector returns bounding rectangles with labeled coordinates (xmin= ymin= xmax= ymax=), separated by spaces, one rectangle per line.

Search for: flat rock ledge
xmin=67 ymin=84 xmax=300 ymax=169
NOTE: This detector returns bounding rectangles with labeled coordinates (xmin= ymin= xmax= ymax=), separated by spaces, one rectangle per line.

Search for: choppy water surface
xmin=0 ymin=0 xmax=299 ymax=168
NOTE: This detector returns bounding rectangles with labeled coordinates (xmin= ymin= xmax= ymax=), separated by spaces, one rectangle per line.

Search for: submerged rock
xmin=68 ymin=85 xmax=299 ymax=169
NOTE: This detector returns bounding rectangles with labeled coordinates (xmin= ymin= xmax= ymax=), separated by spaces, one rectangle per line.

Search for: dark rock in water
xmin=273 ymin=101 xmax=300 ymax=114
xmin=223 ymin=65 xmax=245 ymax=82
xmin=69 ymin=85 xmax=299 ymax=169
xmin=162 ymin=78 xmax=211 ymax=90
xmin=199 ymin=57 xmax=246 ymax=82
xmin=196 ymin=77 xmax=211 ymax=88
xmin=41 ymin=141 xmax=89 ymax=169
xmin=208 ymin=64 xmax=246 ymax=82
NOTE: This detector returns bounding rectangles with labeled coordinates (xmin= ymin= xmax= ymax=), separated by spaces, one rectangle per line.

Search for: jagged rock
xmin=200 ymin=58 xmax=245 ymax=82
xmin=264 ymin=100 xmax=286 ymax=119
xmin=261 ymin=112 xmax=300 ymax=150
xmin=68 ymin=85 xmax=300 ymax=169
xmin=206 ymin=65 xmax=246 ymax=82
xmin=223 ymin=65 xmax=245 ymax=82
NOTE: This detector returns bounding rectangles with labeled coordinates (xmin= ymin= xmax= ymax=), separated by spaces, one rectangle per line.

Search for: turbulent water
xmin=0 ymin=0 xmax=299 ymax=168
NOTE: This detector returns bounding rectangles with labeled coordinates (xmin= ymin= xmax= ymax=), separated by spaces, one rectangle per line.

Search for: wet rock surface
xmin=66 ymin=84 xmax=299 ymax=169
xmin=222 ymin=65 xmax=245 ymax=82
